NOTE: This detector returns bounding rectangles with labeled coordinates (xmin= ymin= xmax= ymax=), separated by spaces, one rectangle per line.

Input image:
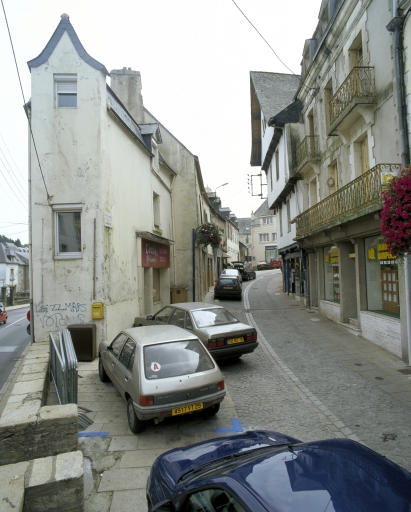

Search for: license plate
xmin=223 ymin=286 xmax=233 ymax=290
xmin=172 ymin=403 xmax=203 ymax=416
xmin=228 ymin=337 xmax=244 ymax=344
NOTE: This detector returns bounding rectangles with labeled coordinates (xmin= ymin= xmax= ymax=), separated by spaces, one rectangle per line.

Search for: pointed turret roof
xmin=27 ymin=14 xmax=108 ymax=75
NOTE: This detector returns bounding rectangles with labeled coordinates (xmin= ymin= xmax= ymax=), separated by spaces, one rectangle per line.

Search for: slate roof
xmin=0 ymin=243 xmax=29 ymax=265
xmin=27 ymin=14 xmax=108 ymax=75
xmin=236 ymin=218 xmax=251 ymax=235
xmin=250 ymin=72 xmax=300 ymax=121
xmin=250 ymin=72 xmax=300 ymax=167
xmin=253 ymin=199 xmax=272 ymax=218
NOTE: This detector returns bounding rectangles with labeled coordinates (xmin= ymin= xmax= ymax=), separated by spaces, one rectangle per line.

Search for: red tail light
xmin=208 ymin=341 xmax=216 ymax=349
xmin=236 ymin=285 xmax=241 ymax=291
xmin=246 ymin=332 xmax=257 ymax=342
xmin=215 ymin=284 xmax=220 ymax=290
xmin=215 ymin=337 xmax=225 ymax=347
xmin=139 ymin=395 xmax=154 ymax=406
xmin=218 ymin=380 xmax=225 ymax=390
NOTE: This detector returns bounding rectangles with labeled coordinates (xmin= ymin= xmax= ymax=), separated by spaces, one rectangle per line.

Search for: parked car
xmin=146 ymin=430 xmax=411 ymax=512
xmin=243 ymin=268 xmax=256 ymax=280
xmin=270 ymin=258 xmax=282 ymax=269
xmin=0 ymin=303 xmax=7 ymax=324
xmin=221 ymin=267 xmax=242 ymax=282
xmin=214 ymin=276 xmax=242 ymax=300
xmin=134 ymin=302 xmax=258 ymax=361
xmin=98 ymin=325 xmax=225 ymax=433
xmin=256 ymin=261 xmax=271 ymax=270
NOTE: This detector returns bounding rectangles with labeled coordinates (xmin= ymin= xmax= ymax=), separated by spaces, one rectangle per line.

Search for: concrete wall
xmin=360 ymin=311 xmax=402 ymax=357
xmin=319 ymin=300 xmax=341 ymax=324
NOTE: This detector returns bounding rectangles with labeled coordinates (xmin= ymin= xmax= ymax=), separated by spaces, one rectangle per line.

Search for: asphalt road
xmin=0 ymin=306 xmax=31 ymax=393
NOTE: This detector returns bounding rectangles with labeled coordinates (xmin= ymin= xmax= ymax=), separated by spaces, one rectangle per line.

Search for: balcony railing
xmin=329 ymin=66 xmax=376 ymax=129
xmin=295 ymin=163 xmax=401 ymax=239
xmin=296 ymin=136 xmax=320 ymax=170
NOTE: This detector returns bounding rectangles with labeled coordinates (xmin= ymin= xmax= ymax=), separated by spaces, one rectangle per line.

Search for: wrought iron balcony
xmin=295 ymin=163 xmax=401 ymax=239
xmin=328 ymin=66 xmax=376 ymax=133
xmin=296 ymin=136 xmax=320 ymax=171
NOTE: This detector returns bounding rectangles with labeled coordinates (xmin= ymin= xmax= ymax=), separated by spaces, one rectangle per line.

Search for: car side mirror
xmin=146 ymin=315 xmax=154 ymax=320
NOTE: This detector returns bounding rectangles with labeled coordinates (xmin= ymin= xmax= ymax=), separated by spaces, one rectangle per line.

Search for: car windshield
xmin=144 ymin=339 xmax=214 ymax=380
xmin=191 ymin=308 xmax=239 ymax=328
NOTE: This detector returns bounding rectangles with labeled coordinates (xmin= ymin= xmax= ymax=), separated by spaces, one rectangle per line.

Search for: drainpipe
xmin=192 ymin=228 xmax=196 ymax=301
xmin=387 ymin=2 xmax=411 ymax=362
xmin=387 ymin=1 xmax=410 ymax=167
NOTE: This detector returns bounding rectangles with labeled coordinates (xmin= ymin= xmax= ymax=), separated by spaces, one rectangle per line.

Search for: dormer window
xmin=55 ymin=74 xmax=77 ymax=108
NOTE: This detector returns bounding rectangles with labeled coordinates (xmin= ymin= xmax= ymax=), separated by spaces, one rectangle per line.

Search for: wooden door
xmin=381 ymin=266 xmax=400 ymax=314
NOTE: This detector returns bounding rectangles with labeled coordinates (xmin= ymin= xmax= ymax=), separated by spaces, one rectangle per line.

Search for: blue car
xmin=146 ymin=430 xmax=411 ymax=511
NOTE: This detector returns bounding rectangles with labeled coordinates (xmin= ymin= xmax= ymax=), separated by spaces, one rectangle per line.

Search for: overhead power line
xmin=0 ymin=130 xmax=27 ymax=192
xmin=1 ymin=0 xmax=51 ymax=201
xmin=231 ymin=0 xmax=297 ymax=75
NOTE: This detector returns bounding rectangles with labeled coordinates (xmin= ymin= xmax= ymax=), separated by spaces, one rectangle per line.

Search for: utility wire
xmin=0 ymin=131 xmax=27 ymax=191
xmin=1 ymin=0 xmax=51 ymax=201
xmin=231 ymin=0 xmax=297 ymax=75
xmin=0 ymin=147 xmax=27 ymax=200
xmin=0 ymin=162 xmax=27 ymax=208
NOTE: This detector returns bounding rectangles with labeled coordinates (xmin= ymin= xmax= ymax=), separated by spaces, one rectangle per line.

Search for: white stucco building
xmin=28 ymin=15 xmax=174 ymax=344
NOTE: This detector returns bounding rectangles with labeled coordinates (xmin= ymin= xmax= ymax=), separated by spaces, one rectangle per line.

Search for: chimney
xmin=110 ymin=67 xmax=144 ymax=123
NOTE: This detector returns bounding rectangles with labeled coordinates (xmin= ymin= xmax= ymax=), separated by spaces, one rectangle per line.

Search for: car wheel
xmin=127 ymin=398 xmax=145 ymax=434
xmin=203 ymin=403 xmax=220 ymax=417
xmin=98 ymin=357 xmax=110 ymax=382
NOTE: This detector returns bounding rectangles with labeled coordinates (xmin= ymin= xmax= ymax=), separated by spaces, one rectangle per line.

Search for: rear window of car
xmin=144 ymin=339 xmax=215 ymax=380
xmin=217 ymin=278 xmax=239 ymax=286
xmin=191 ymin=308 xmax=239 ymax=328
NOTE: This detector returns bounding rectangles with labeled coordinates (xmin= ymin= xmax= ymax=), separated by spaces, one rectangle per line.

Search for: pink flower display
xmin=381 ymin=166 xmax=411 ymax=257
xmin=196 ymin=223 xmax=222 ymax=248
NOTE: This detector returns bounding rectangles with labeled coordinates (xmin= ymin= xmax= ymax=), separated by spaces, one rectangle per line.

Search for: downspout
xmin=387 ymin=2 xmax=411 ymax=362
xmin=387 ymin=1 xmax=410 ymax=167
xmin=192 ymin=228 xmax=196 ymax=301
xmin=28 ymin=114 xmax=34 ymax=342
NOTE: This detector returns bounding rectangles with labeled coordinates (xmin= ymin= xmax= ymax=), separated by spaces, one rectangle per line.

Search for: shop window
xmin=153 ymin=268 xmax=160 ymax=303
xmin=365 ymin=236 xmax=399 ymax=316
xmin=324 ymin=245 xmax=340 ymax=303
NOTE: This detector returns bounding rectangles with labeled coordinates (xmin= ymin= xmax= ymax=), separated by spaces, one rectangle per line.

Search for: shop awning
xmin=135 ymin=231 xmax=174 ymax=245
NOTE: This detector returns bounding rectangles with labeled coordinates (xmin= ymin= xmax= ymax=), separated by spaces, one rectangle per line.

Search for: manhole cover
xmin=397 ymin=367 xmax=411 ymax=375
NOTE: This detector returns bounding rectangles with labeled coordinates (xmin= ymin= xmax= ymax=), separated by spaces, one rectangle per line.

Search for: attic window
xmin=55 ymin=74 xmax=77 ymax=108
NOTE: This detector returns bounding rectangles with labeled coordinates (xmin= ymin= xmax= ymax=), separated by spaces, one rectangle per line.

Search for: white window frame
xmin=259 ymin=233 xmax=269 ymax=243
xmin=53 ymin=203 xmax=82 ymax=259
xmin=55 ymin=74 xmax=77 ymax=108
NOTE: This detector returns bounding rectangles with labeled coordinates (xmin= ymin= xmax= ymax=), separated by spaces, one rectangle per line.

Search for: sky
xmin=0 ymin=0 xmax=322 ymax=245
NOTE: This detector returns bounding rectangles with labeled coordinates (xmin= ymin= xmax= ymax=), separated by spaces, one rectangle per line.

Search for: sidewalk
xmin=77 ymin=274 xmax=411 ymax=511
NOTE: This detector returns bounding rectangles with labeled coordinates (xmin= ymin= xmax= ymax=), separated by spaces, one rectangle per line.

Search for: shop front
xmin=141 ymin=236 xmax=171 ymax=314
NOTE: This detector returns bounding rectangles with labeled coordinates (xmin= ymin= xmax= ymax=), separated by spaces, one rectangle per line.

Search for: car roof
xmin=156 ymin=433 xmax=411 ymax=511
xmin=123 ymin=325 xmax=198 ymax=346
xmin=167 ymin=302 xmax=224 ymax=312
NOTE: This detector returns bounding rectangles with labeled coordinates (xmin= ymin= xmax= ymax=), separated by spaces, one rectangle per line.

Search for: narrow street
xmin=220 ymin=270 xmax=411 ymax=471
xmin=0 ymin=306 xmax=31 ymax=402
xmin=78 ymin=271 xmax=411 ymax=511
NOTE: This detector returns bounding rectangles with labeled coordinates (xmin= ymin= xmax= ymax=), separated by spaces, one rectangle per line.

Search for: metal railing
xmin=295 ymin=163 xmax=401 ymax=238
xmin=49 ymin=329 xmax=78 ymax=404
xmin=296 ymin=136 xmax=320 ymax=170
xmin=329 ymin=66 xmax=375 ymax=127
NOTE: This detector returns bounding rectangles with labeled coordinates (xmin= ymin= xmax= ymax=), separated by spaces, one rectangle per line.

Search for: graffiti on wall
xmin=35 ymin=302 xmax=87 ymax=330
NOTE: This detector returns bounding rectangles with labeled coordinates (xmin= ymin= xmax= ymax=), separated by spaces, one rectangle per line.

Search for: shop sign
xmin=380 ymin=167 xmax=399 ymax=191
xmin=142 ymin=239 xmax=170 ymax=268
xmin=377 ymin=243 xmax=396 ymax=260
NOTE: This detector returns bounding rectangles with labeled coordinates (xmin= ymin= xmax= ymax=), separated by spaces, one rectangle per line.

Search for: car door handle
xmin=124 ymin=376 xmax=129 ymax=382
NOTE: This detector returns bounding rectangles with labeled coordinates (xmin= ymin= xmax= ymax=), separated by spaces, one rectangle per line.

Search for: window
xmin=185 ymin=488 xmax=246 ymax=512
xmin=275 ymin=150 xmax=280 ymax=181
xmin=262 ymin=217 xmax=273 ymax=225
xmin=259 ymin=233 xmax=269 ymax=242
xmin=272 ymin=233 xmax=277 ymax=241
xmin=55 ymin=74 xmax=77 ymax=108
xmin=324 ymin=246 xmax=340 ymax=303
xmin=118 ymin=338 xmax=136 ymax=370
xmin=154 ymin=306 xmax=175 ymax=323
xmin=169 ymin=308 xmax=186 ymax=328
xmin=153 ymin=268 xmax=160 ymax=303
xmin=279 ymin=208 xmax=283 ymax=237
xmin=153 ymin=192 xmax=160 ymax=228
xmin=110 ymin=333 xmax=128 ymax=358
xmin=286 ymin=200 xmax=291 ymax=233
xmin=328 ymin=161 xmax=338 ymax=193
xmin=53 ymin=204 xmax=82 ymax=259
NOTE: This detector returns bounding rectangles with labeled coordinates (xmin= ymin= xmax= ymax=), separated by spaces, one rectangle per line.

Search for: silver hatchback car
xmin=98 ymin=325 xmax=226 ymax=433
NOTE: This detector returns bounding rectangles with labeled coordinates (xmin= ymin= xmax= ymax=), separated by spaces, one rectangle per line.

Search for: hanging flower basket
xmin=196 ymin=223 xmax=221 ymax=248
xmin=381 ymin=166 xmax=411 ymax=258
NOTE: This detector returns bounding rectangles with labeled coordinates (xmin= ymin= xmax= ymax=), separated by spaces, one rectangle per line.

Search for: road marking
xmin=243 ymin=278 xmax=359 ymax=441
xmin=0 ymin=346 xmax=17 ymax=352
xmin=3 ymin=315 xmax=26 ymax=329
xmin=215 ymin=418 xmax=243 ymax=434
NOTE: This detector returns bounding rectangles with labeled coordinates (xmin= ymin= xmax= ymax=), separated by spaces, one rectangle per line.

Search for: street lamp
xmin=215 ymin=182 xmax=228 ymax=195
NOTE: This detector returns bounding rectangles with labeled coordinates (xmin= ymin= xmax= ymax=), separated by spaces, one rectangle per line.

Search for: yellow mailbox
xmin=91 ymin=302 xmax=104 ymax=320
